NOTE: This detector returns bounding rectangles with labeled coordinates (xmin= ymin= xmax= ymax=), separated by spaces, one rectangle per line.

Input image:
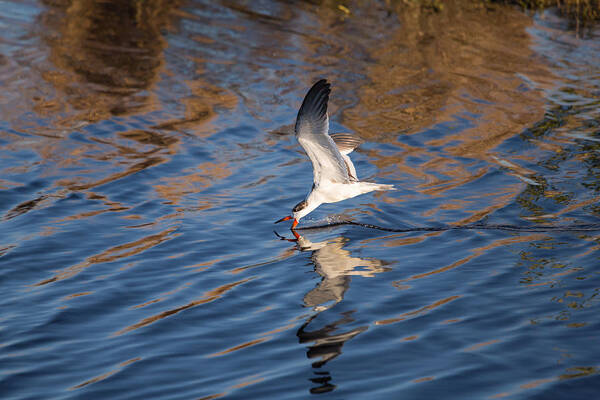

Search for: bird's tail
xmin=373 ymin=183 xmax=395 ymax=191
xmin=359 ymin=182 xmax=395 ymax=193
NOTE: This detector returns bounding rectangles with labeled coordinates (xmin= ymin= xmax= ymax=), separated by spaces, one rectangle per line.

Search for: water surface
xmin=1 ymin=1 xmax=600 ymax=398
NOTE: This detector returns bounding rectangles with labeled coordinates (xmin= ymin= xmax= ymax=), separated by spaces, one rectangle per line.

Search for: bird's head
xmin=275 ymin=199 xmax=312 ymax=229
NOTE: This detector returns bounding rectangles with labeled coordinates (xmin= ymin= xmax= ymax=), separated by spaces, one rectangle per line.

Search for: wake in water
xmin=295 ymin=220 xmax=600 ymax=233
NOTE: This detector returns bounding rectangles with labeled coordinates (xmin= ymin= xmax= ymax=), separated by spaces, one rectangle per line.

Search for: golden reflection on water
xmin=154 ymin=80 xmax=238 ymax=136
xmin=69 ymin=357 xmax=141 ymax=390
xmin=391 ymin=233 xmax=546 ymax=287
xmin=3 ymin=0 xmax=239 ymax=218
xmin=62 ymin=291 xmax=92 ymax=301
xmin=413 ymin=375 xmax=435 ymax=383
xmin=52 ymin=192 xmax=130 ymax=223
xmin=131 ymin=282 xmax=192 ymax=310
xmin=341 ymin=1 xmax=549 ymax=136
xmin=114 ymin=277 xmax=253 ymax=336
xmin=154 ymin=162 xmax=232 ymax=206
xmin=376 ymin=295 xmax=461 ymax=326
xmin=195 ymin=373 xmax=266 ymax=400
xmin=489 ymin=366 xmax=600 ymax=398
xmin=463 ymin=339 xmax=501 ymax=352
xmin=34 ymin=227 xmax=180 ymax=286
xmin=39 ymin=0 xmax=177 ymax=119
xmin=207 ymin=337 xmax=270 ymax=358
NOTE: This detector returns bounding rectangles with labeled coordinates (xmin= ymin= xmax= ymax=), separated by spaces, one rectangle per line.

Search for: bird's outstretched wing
xmin=330 ymin=132 xmax=363 ymax=182
xmin=330 ymin=132 xmax=363 ymax=181
xmin=330 ymin=133 xmax=363 ymax=155
xmin=295 ymin=79 xmax=350 ymax=186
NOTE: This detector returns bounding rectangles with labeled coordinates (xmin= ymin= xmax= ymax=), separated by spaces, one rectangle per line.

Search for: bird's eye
xmin=293 ymin=200 xmax=307 ymax=212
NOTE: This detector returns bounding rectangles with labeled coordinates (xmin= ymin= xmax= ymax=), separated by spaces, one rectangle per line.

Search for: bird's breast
xmin=312 ymin=182 xmax=368 ymax=204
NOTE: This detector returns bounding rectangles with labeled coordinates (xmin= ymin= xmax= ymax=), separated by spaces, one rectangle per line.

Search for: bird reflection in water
xmin=276 ymin=230 xmax=389 ymax=394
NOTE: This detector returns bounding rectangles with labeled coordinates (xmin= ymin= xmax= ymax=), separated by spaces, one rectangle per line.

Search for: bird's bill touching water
xmin=275 ymin=215 xmax=299 ymax=229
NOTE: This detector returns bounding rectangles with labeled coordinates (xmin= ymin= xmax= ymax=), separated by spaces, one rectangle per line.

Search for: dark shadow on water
xmin=298 ymin=312 xmax=367 ymax=394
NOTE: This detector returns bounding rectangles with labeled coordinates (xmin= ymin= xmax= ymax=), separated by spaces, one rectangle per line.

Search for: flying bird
xmin=276 ymin=79 xmax=394 ymax=229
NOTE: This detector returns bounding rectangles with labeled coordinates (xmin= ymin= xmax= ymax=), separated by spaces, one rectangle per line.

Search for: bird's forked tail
xmin=358 ymin=181 xmax=395 ymax=193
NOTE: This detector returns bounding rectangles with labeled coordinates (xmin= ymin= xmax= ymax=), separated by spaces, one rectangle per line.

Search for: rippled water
xmin=1 ymin=1 xmax=600 ymax=398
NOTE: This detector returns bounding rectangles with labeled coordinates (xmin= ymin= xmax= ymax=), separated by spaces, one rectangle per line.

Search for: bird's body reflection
xmin=294 ymin=234 xmax=388 ymax=311
xmin=297 ymin=312 xmax=368 ymax=394
xmin=277 ymin=230 xmax=389 ymax=394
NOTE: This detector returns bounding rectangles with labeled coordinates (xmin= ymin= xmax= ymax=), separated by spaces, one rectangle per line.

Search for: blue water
xmin=1 ymin=1 xmax=600 ymax=399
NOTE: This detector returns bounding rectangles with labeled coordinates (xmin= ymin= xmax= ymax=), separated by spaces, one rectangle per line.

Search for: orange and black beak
xmin=275 ymin=215 xmax=298 ymax=229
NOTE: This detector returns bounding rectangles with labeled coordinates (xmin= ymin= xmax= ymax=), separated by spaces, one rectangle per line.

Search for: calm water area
xmin=1 ymin=0 xmax=600 ymax=398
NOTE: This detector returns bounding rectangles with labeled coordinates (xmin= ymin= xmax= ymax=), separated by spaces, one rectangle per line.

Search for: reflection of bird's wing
xmin=312 ymin=237 xmax=387 ymax=278
xmin=295 ymin=79 xmax=350 ymax=185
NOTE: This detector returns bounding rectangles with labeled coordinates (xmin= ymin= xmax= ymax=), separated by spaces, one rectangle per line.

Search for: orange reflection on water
xmin=523 ymin=266 xmax=583 ymax=288
xmin=259 ymin=322 xmax=299 ymax=337
xmin=208 ymin=317 xmax=304 ymax=358
xmin=34 ymin=226 xmax=179 ymax=286
xmin=198 ymin=393 xmax=225 ymax=400
xmin=382 ymin=232 xmax=439 ymax=248
xmin=422 ymin=199 xmax=472 ymax=218
xmin=131 ymin=282 xmax=192 ymax=310
xmin=0 ymin=179 xmax=21 ymax=190
xmin=59 ymin=157 xmax=166 ymax=191
xmin=463 ymin=339 xmax=501 ymax=352
xmin=413 ymin=376 xmax=435 ymax=383
xmin=230 ymin=375 xmax=265 ymax=389
xmin=315 ymin=1 xmax=556 ymax=230
xmin=575 ymin=237 xmax=600 ymax=258
xmin=376 ymin=295 xmax=461 ymax=326
xmin=196 ymin=374 xmax=265 ymax=400
xmin=69 ymin=357 xmax=141 ymax=390
xmin=155 ymin=80 xmax=237 ymax=136
xmin=440 ymin=318 xmax=462 ymax=325
xmin=183 ymin=255 xmax=236 ymax=272
xmin=154 ymin=162 xmax=231 ymax=206
xmin=489 ymin=366 xmax=599 ymax=398
xmin=114 ymin=277 xmax=253 ymax=336
xmin=53 ymin=192 xmax=130 ymax=224
xmin=54 ymin=207 xmax=128 ymax=223
xmin=532 ymin=197 xmax=600 ymax=220
xmin=453 ymin=187 xmax=523 ymax=225
xmin=520 ymin=377 xmax=557 ymax=390
xmin=227 ymin=250 xmax=297 ymax=274
xmin=62 ymin=292 xmax=93 ymax=301
xmin=393 ymin=234 xmax=546 ymax=286
xmin=420 ymin=166 xmax=489 ymax=197
xmin=207 ymin=337 xmax=270 ymax=358
xmin=38 ymin=0 xmax=179 ymax=122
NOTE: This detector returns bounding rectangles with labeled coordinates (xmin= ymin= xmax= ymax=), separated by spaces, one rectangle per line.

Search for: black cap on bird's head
xmin=293 ymin=200 xmax=308 ymax=213
xmin=275 ymin=199 xmax=309 ymax=229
